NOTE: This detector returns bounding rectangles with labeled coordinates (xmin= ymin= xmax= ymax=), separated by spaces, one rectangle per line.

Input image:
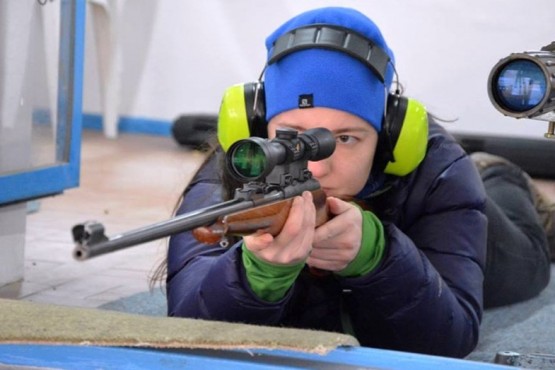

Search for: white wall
xmin=82 ymin=0 xmax=555 ymax=138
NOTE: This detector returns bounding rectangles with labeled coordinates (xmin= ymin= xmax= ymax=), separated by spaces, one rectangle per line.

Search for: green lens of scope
xmin=231 ymin=141 xmax=267 ymax=179
xmin=495 ymin=59 xmax=547 ymax=112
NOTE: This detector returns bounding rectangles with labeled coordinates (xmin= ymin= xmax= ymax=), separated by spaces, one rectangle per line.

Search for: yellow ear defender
xmin=217 ymin=24 xmax=429 ymax=176
xmin=218 ymin=82 xmax=266 ymax=152
xmin=379 ymin=94 xmax=429 ymax=176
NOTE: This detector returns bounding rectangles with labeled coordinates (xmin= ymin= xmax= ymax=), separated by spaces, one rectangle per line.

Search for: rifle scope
xmin=488 ymin=46 xmax=555 ymax=122
xmin=225 ymin=127 xmax=335 ymax=183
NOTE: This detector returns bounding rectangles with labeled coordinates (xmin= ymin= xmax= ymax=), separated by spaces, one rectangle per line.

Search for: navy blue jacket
xmin=166 ymin=121 xmax=487 ymax=358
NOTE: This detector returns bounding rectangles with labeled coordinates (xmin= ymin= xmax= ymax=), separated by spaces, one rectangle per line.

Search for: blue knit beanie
xmin=264 ymin=7 xmax=395 ymax=132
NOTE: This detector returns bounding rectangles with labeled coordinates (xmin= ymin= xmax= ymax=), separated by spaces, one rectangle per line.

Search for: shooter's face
xmin=267 ymin=107 xmax=379 ymax=199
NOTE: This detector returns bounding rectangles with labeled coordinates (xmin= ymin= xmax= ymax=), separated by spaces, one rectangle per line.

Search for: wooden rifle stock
xmin=71 ymin=185 xmax=328 ymax=260
xmin=193 ymin=189 xmax=330 ymax=244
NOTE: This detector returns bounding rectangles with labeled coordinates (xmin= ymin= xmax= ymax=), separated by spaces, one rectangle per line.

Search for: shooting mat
xmin=0 ymin=298 xmax=358 ymax=354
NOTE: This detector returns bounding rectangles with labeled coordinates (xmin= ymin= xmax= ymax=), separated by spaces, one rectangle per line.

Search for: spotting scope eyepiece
xmin=487 ymin=42 xmax=555 ymax=138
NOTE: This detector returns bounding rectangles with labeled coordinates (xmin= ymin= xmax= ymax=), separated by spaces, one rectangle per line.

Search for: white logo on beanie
xmin=298 ymin=94 xmax=314 ymax=108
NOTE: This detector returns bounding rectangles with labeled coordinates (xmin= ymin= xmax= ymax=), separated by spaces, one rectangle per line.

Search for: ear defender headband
xmin=217 ymin=24 xmax=428 ymax=176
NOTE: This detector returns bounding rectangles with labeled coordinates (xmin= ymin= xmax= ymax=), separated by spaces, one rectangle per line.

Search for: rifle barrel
xmin=73 ymin=198 xmax=251 ymax=260
xmin=72 ymin=180 xmax=319 ymax=261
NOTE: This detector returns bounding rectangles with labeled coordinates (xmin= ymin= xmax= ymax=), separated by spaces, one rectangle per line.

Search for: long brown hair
xmin=148 ymin=135 xmax=241 ymax=290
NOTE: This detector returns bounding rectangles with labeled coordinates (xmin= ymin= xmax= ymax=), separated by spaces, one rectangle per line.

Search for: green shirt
xmin=242 ymin=207 xmax=385 ymax=302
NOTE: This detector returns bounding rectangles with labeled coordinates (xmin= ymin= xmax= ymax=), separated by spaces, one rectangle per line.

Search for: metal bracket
xmin=495 ymin=351 xmax=555 ymax=369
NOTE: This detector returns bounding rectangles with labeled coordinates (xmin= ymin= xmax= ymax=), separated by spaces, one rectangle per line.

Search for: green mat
xmin=0 ymin=298 xmax=358 ymax=354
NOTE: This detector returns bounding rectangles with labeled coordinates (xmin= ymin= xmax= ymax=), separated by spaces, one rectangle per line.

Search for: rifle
xmin=71 ymin=128 xmax=336 ymax=261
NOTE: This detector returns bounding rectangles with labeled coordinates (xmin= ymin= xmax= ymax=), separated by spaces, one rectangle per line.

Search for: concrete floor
xmin=0 ymin=131 xmax=205 ymax=308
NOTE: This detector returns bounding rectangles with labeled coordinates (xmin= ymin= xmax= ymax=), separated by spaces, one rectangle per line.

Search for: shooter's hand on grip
xmin=309 ymin=197 xmax=363 ymax=272
xmin=241 ymin=192 xmax=364 ymax=274
xmin=243 ymin=191 xmax=316 ymax=265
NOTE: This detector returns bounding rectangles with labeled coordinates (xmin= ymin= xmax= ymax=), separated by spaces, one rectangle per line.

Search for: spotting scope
xmin=487 ymin=41 xmax=555 ymax=138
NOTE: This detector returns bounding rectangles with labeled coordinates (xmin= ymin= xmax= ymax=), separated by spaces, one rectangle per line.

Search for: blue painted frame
xmin=0 ymin=0 xmax=85 ymax=205
xmin=0 ymin=345 xmax=513 ymax=370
